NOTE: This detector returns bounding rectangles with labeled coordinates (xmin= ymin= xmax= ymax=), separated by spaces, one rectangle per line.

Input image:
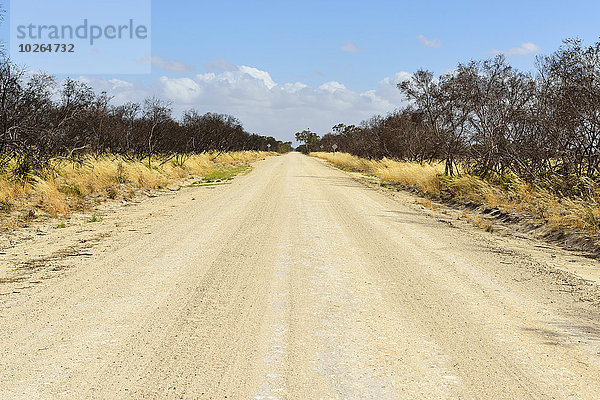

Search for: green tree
xmin=332 ymin=123 xmax=359 ymax=137
xmin=295 ymin=129 xmax=319 ymax=153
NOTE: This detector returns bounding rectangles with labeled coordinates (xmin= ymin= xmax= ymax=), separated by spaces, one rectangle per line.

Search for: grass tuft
xmin=87 ymin=214 xmax=102 ymax=223
xmin=202 ymin=164 xmax=250 ymax=183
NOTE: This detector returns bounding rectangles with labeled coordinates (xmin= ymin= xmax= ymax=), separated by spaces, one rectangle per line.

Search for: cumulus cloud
xmin=375 ymin=71 xmax=413 ymax=104
xmin=281 ymin=82 xmax=308 ymax=93
xmin=77 ymin=63 xmax=411 ymax=143
xmin=416 ymin=35 xmax=442 ymax=48
xmin=340 ymin=41 xmax=363 ymax=52
xmin=72 ymin=76 xmax=151 ymax=105
xmin=318 ymin=81 xmax=347 ymax=93
xmin=147 ymin=55 xmax=195 ymax=73
xmin=238 ymin=66 xmax=277 ymax=89
xmin=492 ymin=42 xmax=541 ymax=56
xmin=159 ymin=76 xmax=203 ymax=103
xmin=107 ymin=78 xmax=133 ymax=89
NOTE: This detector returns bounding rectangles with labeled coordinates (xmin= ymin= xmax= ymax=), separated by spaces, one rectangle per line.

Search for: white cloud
xmin=492 ymin=42 xmax=541 ymax=56
xmin=318 ymin=81 xmax=347 ymax=93
xmin=71 ymin=76 xmax=150 ymax=105
xmin=147 ymin=55 xmax=195 ymax=73
xmin=238 ymin=66 xmax=277 ymax=89
xmin=77 ymin=63 xmax=411 ymax=143
xmin=376 ymin=71 xmax=413 ymax=104
xmin=107 ymin=78 xmax=133 ymax=89
xmin=159 ymin=76 xmax=202 ymax=103
xmin=340 ymin=41 xmax=363 ymax=52
xmin=281 ymin=82 xmax=308 ymax=93
xmin=196 ymin=72 xmax=217 ymax=82
xmin=416 ymin=35 xmax=442 ymax=48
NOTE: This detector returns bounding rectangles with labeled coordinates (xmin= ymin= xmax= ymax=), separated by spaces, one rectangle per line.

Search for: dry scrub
xmin=1 ymin=151 xmax=272 ymax=230
xmin=312 ymin=152 xmax=600 ymax=237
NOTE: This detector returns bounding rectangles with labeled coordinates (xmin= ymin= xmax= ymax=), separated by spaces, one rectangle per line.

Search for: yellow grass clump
xmin=310 ymin=152 xmax=377 ymax=172
xmin=311 ymin=152 xmax=443 ymax=193
xmin=33 ymin=177 xmax=70 ymax=216
xmin=311 ymin=151 xmax=600 ymax=237
xmin=373 ymin=158 xmax=443 ymax=193
xmin=0 ymin=179 xmax=26 ymax=211
xmin=0 ymin=151 xmax=273 ymax=229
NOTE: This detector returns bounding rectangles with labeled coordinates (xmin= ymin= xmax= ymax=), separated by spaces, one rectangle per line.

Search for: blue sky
xmin=2 ymin=0 xmax=600 ymax=143
xmin=148 ymin=0 xmax=598 ymax=90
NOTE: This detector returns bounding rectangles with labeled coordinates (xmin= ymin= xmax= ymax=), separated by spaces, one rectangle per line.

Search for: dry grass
xmin=312 ymin=152 xmax=443 ymax=193
xmin=374 ymin=159 xmax=443 ymax=193
xmin=312 ymin=151 xmax=600 ymax=236
xmin=0 ymin=179 xmax=25 ymax=211
xmin=0 ymin=151 xmax=273 ymax=229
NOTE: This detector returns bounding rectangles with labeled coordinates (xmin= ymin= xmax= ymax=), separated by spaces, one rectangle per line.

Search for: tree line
xmin=0 ymin=57 xmax=291 ymax=180
xmin=312 ymin=38 xmax=600 ymax=195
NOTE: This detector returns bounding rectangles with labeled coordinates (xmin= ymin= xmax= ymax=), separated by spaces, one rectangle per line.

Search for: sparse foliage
xmin=295 ymin=129 xmax=320 ymax=153
xmin=0 ymin=55 xmax=290 ymax=180
xmin=317 ymin=38 xmax=600 ymax=197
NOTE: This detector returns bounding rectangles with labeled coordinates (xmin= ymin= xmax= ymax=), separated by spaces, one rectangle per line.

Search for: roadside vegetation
xmin=304 ymin=38 xmax=600 ymax=248
xmin=312 ymin=152 xmax=600 ymax=238
xmin=0 ymin=151 xmax=271 ymax=229
xmin=0 ymin=17 xmax=290 ymax=230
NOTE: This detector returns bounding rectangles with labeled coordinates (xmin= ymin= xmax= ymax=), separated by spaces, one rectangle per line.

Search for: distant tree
xmin=111 ymin=102 xmax=140 ymax=153
xmin=277 ymin=141 xmax=292 ymax=153
xmin=452 ymin=56 xmax=536 ymax=178
xmin=295 ymin=129 xmax=319 ymax=153
xmin=141 ymin=97 xmax=173 ymax=166
xmin=398 ymin=69 xmax=470 ymax=175
xmin=537 ymin=38 xmax=600 ymax=182
xmin=332 ymin=123 xmax=359 ymax=137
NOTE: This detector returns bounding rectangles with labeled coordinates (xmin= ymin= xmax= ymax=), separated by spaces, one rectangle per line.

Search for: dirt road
xmin=1 ymin=152 xmax=600 ymax=399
